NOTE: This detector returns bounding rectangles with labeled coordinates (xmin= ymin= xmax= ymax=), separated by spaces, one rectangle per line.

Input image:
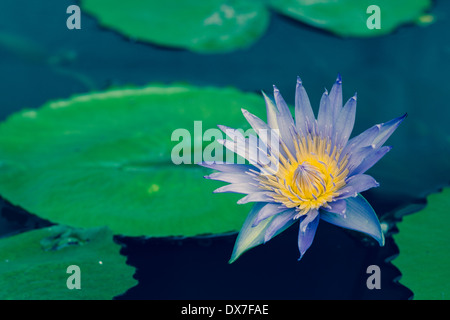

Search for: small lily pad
xmin=80 ymin=0 xmax=270 ymax=53
xmin=269 ymin=0 xmax=431 ymax=37
xmin=394 ymin=188 xmax=450 ymax=300
xmin=0 ymin=225 xmax=136 ymax=300
xmin=0 ymin=84 xmax=263 ymax=237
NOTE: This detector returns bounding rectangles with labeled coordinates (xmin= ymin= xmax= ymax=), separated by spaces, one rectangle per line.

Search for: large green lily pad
xmin=80 ymin=0 xmax=270 ymax=53
xmin=0 ymin=225 xmax=136 ymax=299
xmin=0 ymin=84 xmax=262 ymax=237
xmin=394 ymin=188 xmax=450 ymax=300
xmin=269 ymin=0 xmax=431 ymax=37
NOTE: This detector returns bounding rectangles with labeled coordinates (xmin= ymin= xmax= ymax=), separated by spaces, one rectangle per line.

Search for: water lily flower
xmin=201 ymin=75 xmax=406 ymax=263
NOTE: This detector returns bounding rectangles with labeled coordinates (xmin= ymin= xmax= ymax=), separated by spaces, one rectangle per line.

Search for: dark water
xmin=1 ymin=0 xmax=449 ymax=299
xmin=0 ymin=196 xmax=412 ymax=300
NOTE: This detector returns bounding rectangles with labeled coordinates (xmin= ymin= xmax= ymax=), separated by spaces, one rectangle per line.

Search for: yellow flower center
xmin=257 ymin=133 xmax=349 ymax=218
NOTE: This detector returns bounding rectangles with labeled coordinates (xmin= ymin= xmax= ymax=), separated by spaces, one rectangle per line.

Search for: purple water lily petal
xmin=273 ymin=86 xmax=296 ymax=154
xmin=320 ymin=194 xmax=384 ymax=246
xmin=264 ymin=209 xmax=297 ymax=243
xmin=345 ymin=174 xmax=379 ymax=194
xmin=322 ymin=199 xmax=347 ymax=216
xmin=273 ymin=85 xmax=294 ymax=125
xmin=262 ymin=91 xmax=279 ymax=131
xmin=340 ymin=125 xmax=380 ymax=159
xmin=334 ymin=186 xmax=357 ymax=201
xmin=334 ymin=94 xmax=357 ymax=147
xmin=295 ymin=76 xmax=316 ymax=135
xmin=351 ymin=146 xmax=392 ymax=176
xmin=298 ymin=209 xmax=320 ymax=260
xmin=205 ymin=171 xmax=255 ymax=184
xmin=228 ymin=203 xmax=267 ymax=264
xmin=241 ymin=108 xmax=270 ymax=136
xmin=317 ymin=89 xmax=331 ymax=137
xmin=252 ymin=203 xmax=288 ymax=227
xmin=237 ymin=192 xmax=273 ymax=204
xmin=214 ymin=182 xmax=260 ymax=194
xmin=199 ymin=162 xmax=255 ymax=174
xmin=241 ymin=108 xmax=281 ymax=159
xmin=346 ymin=145 xmax=376 ymax=173
xmin=328 ymin=74 xmax=343 ymax=122
xmin=336 ymin=174 xmax=379 ymax=200
xmin=341 ymin=114 xmax=406 ymax=158
xmin=217 ymin=137 xmax=271 ymax=170
xmin=229 ymin=204 xmax=295 ymax=264
xmin=218 ymin=124 xmax=244 ymax=140
xmin=372 ymin=114 xmax=407 ymax=148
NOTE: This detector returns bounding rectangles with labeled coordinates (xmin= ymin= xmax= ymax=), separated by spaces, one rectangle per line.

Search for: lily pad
xmin=0 ymin=84 xmax=262 ymax=237
xmin=80 ymin=0 xmax=270 ymax=53
xmin=269 ymin=0 xmax=431 ymax=37
xmin=0 ymin=225 xmax=136 ymax=299
xmin=394 ymin=188 xmax=450 ymax=300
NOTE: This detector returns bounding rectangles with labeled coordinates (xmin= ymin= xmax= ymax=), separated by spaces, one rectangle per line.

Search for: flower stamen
xmin=257 ymin=134 xmax=348 ymax=216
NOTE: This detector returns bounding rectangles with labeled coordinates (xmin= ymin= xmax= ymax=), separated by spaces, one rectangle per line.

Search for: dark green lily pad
xmin=269 ymin=0 xmax=431 ymax=37
xmin=80 ymin=0 xmax=270 ymax=53
xmin=0 ymin=84 xmax=262 ymax=237
xmin=0 ymin=225 xmax=136 ymax=299
xmin=394 ymin=188 xmax=450 ymax=300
